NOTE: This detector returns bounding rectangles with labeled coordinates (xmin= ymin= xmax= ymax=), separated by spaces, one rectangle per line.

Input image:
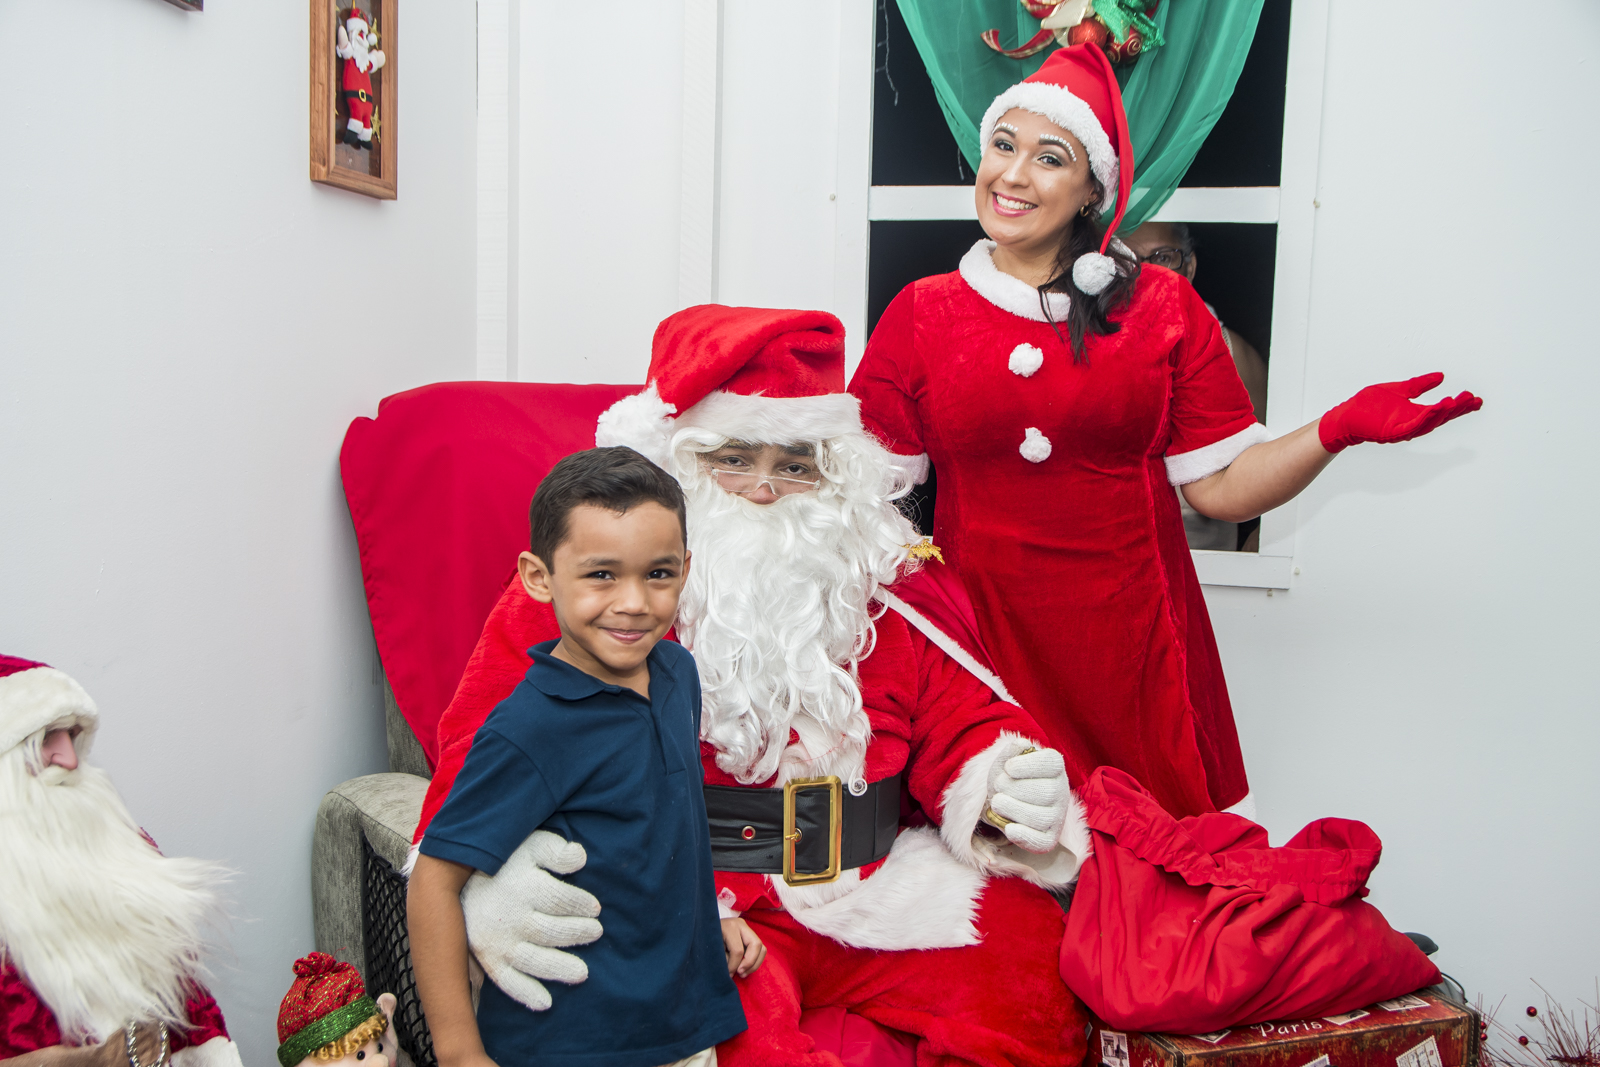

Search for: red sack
xmin=1061 ymin=768 xmax=1440 ymax=1034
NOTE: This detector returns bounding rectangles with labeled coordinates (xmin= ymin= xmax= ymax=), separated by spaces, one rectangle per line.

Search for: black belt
xmin=705 ymin=773 xmax=901 ymax=886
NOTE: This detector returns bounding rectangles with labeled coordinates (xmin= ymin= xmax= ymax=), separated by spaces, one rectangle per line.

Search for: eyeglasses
xmin=707 ymin=467 xmax=823 ymax=496
xmin=1136 ymin=246 xmax=1193 ymax=272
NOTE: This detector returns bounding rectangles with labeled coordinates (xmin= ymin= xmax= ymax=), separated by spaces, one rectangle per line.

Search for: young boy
xmin=408 ymin=447 xmax=760 ymax=1067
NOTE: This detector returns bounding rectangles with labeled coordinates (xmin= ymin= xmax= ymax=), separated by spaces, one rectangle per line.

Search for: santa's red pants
xmin=718 ymin=877 xmax=1087 ymax=1067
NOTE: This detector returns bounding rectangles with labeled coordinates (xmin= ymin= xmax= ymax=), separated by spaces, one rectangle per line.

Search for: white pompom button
xmin=849 ymin=777 xmax=868 ymax=797
xmin=1008 ymin=343 xmax=1044 ymax=377
xmin=1020 ymin=427 xmax=1052 ymax=463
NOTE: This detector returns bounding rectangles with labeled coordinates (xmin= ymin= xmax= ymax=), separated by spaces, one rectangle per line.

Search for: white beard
xmin=0 ymin=744 xmax=229 ymax=1044
xmin=672 ymin=431 xmax=921 ymax=785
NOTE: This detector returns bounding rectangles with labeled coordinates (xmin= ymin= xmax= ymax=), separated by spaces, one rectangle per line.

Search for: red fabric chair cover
xmin=339 ymin=381 xmax=637 ymax=768
xmin=1061 ymin=768 xmax=1441 ymax=1034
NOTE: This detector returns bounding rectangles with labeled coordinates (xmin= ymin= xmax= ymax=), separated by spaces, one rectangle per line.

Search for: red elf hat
xmin=276 ymin=953 xmax=380 ymax=1067
xmin=595 ymin=305 xmax=861 ymax=464
xmin=977 ymin=43 xmax=1134 ymax=295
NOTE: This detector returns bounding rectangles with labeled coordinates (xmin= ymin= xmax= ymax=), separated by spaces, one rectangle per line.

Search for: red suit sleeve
xmin=1162 ymin=275 xmax=1268 ymax=486
xmin=900 ymin=623 xmax=1047 ymax=825
xmin=0 ymin=962 xmax=61 ymax=1058
xmin=850 ymin=287 xmax=927 ymax=472
xmin=413 ymin=576 xmax=561 ymax=844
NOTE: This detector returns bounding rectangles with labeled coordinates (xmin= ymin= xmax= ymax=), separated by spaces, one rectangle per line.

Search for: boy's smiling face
xmin=518 ymin=501 xmax=689 ymax=692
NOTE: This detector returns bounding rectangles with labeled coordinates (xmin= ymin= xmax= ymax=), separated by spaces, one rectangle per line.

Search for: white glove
xmin=986 ymin=745 xmax=1070 ymax=854
xmin=461 ymin=830 xmax=603 ymax=1012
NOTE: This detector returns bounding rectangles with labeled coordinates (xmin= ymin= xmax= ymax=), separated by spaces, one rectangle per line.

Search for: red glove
xmin=1318 ymin=372 xmax=1482 ymax=454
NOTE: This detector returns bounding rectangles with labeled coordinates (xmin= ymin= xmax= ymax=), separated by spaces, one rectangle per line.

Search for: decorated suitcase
xmin=1090 ymin=992 xmax=1481 ymax=1067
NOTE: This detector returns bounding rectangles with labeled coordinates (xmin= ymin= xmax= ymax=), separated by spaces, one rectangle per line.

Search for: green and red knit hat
xmin=276 ymin=953 xmax=380 ymax=1067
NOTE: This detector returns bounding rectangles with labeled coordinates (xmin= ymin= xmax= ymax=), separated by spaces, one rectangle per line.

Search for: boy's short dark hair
xmin=528 ymin=447 xmax=687 ymax=566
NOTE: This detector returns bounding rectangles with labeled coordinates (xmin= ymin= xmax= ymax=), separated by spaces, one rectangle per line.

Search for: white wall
xmin=1211 ymin=0 xmax=1600 ymax=1015
xmin=0 ymin=1 xmax=479 ymax=1063
xmin=513 ymin=2 xmax=687 ymax=383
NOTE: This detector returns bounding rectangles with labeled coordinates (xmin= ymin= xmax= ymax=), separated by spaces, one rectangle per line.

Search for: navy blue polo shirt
xmin=420 ymin=639 xmax=745 ymax=1067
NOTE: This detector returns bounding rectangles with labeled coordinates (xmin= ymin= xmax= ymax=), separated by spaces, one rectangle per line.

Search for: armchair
xmin=313 ymin=382 xmax=636 ymax=1067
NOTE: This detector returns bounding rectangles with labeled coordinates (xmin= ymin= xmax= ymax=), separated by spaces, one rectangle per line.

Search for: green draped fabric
xmin=892 ymin=0 xmax=1266 ymax=229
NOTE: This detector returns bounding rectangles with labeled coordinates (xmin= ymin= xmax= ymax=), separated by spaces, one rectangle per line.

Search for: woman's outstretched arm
xmin=1181 ymin=373 xmax=1482 ymax=524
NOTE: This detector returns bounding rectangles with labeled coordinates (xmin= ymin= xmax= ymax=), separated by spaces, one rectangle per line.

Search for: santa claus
xmin=409 ymin=306 xmax=1094 ymax=1067
xmin=0 ymin=656 xmax=242 ymax=1067
xmin=335 ymin=8 xmax=385 ymax=147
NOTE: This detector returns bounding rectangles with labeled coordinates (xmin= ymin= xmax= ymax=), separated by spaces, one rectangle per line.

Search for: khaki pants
xmin=661 ymin=1048 xmax=716 ymax=1067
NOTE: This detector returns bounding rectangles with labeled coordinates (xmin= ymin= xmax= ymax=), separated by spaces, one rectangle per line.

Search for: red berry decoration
xmin=1528 ymin=1007 xmax=1539 ymax=1017
xmin=1520 ymin=1036 xmax=1531 ymax=1046
xmin=1066 ymin=19 xmax=1108 ymax=48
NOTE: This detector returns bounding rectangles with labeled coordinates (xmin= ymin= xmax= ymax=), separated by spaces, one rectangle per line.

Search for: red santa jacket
xmin=413 ymin=566 xmax=1088 ymax=951
xmin=0 ymin=962 xmax=229 ymax=1061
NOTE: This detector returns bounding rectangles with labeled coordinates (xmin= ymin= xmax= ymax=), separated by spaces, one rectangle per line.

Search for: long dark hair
xmin=1036 ymin=175 xmax=1140 ymax=362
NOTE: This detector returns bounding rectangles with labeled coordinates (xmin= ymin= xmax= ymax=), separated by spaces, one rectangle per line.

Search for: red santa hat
xmin=0 ymin=654 xmax=98 ymax=758
xmin=595 ymin=305 xmax=862 ymax=464
xmin=344 ymin=7 xmax=369 ymax=27
xmin=977 ymin=43 xmax=1134 ymax=295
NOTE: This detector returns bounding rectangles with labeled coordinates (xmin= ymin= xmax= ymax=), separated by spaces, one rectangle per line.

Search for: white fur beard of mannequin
xmin=0 ymin=739 xmax=228 ymax=1044
xmin=670 ymin=430 xmax=920 ymax=786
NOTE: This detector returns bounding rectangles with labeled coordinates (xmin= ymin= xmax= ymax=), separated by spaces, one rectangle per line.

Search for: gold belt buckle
xmin=781 ymin=776 xmax=843 ymax=886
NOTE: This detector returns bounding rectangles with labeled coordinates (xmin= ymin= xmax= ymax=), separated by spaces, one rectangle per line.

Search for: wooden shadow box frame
xmin=310 ymin=0 xmax=397 ymax=199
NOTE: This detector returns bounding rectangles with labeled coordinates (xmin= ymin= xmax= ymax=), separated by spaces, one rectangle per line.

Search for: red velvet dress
xmin=850 ymin=242 xmax=1270 ymax=818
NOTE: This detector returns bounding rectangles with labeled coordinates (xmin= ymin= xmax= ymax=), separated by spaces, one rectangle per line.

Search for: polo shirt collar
xmin=525 ymin=639 xmax=672 ymax=702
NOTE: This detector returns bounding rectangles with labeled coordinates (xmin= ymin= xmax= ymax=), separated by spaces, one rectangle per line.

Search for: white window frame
xmin=832 ymin=0 xmax=1332 ymax=590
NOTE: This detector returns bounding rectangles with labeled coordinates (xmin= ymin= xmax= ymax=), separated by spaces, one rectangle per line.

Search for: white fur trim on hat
xmin=1164 ymin=422 xmax=1273 ymax=486
xmin=980 ymin=82 xmax=1119 ymax=211
xmin=0 ymin=665 xmax=98 ymax=757
xmin=1020 ymin=427 xmax=1052 ymax=463
xmin=959 ymin=241 xmax=1070 ymax=323
xmin=594 ymin=384 xmax=678 ymax=468
xmin=677 ymin=390 xmax=863 ymax=446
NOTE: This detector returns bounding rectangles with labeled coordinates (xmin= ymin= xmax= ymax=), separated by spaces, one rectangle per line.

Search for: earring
xmin=1079 ymin=202 xmax=1096 ymax=217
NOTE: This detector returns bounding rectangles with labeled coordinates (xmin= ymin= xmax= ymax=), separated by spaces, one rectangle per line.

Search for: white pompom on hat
xmin=978 ymin=43 xmax=1135 ymax=296
xmin=0 ymin=655 xmax=98 ymax=758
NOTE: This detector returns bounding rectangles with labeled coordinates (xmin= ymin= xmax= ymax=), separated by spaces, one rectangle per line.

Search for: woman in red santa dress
xmin=409 ymin=307 xmax=1096 ymax=1067
xmin=849 ymin=44 xmax=1482 ymax=822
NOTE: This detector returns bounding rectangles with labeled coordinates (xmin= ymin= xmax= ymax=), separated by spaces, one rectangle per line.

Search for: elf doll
xmin=275 ymin=955 xmax=397 ymax=1067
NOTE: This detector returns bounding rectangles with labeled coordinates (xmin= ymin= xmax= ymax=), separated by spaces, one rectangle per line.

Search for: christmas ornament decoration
xmin=335 ymin=8 xmax=387 ymax=148
xmin=275 ymin=954 xmax=398 ymax=1067
xmin=979 ymin=43 xmax=1135 ymax=294
xmin=1478 ymin=986 xmax=1600 ymax=1067
xmin=983 ymin=0 xmax=1165 ymax=66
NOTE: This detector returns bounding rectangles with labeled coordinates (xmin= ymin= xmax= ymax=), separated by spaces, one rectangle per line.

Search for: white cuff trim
xmin=1165 ymin=422 xmax=1273 ymax=486
xmin=889 ymin=452 xmax=930 ymax=485
xmin=170 ymin=1038 xmax=242 ymax=1067
xmin=939 ymin=732 xmax=1089 ymax=890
